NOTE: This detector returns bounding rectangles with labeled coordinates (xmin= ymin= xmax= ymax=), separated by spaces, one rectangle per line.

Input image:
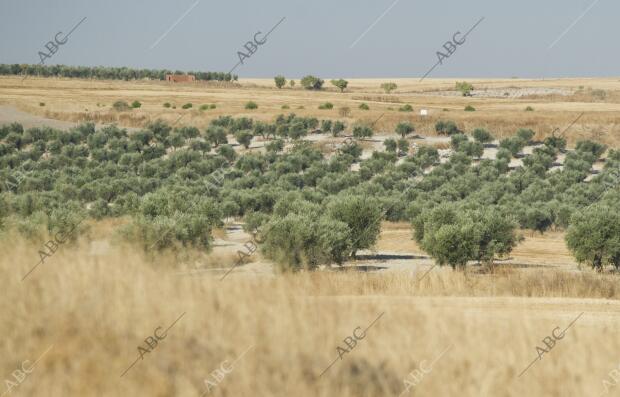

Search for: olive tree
xmin=381 ymin=82 xmax=397 ymax=94
xmin=331 ymin=79 xmax=348 ymax=93
xmin=566 ymin=204 xmax=620 ymax=270
xmin=395 ymin=122 xmax=415 ymax=138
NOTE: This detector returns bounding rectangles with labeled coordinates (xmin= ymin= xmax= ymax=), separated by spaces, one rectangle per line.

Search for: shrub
xmin=338 ymin=107 xmax=351 ymax=117
xmin=464 ymin=105 xmax=476 ymax=112
xmin=525 ymin=106 xmax=534 ymax=111
xmin=163 ymin=102 xmax=171 ymax=108
xmin=210 ymin=104 xmax=216 ymax=109
xmin=359 ymin=103 xmax=370 ymax=110
xmin=199 ymin=104 xmax=209 ymax=111
xmin=39 ymin=102 xmax=45 ymax=107
xmin=112 ymin=101 xmax=130 ymax=112
xmin=399 ymin=104 xmax=413 ymax=112
xmin=318 ymin=102 xmax=334 ymax=110
xmin=281 ymin=105 xmax=290 ymax=109
xmin=381 ymin=82 xmax=397 ymax=94
xmin=274 ymin=75 xmax=286 ymax=89
xmin=182 ymin=103 xmax=193 ymax=109
xmin=131 ymin=100 xmax=142 ymax=109
xmin=300 ymin=75 xmax=324 ymax=90
xmin=245 ymin=101 xmax=258 ymax=110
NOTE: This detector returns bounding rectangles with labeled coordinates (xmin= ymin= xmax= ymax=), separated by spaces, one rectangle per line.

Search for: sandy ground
xmin=176 ymin=219 xmax=579 ymax=279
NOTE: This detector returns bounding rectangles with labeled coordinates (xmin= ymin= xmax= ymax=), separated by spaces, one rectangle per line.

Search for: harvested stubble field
xmin=2 ymin=75 xmax=620 ymax=397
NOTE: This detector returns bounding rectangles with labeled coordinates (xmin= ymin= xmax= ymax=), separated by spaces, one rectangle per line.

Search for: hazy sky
xmin=0 ymin=0 xmax=615 ymax=78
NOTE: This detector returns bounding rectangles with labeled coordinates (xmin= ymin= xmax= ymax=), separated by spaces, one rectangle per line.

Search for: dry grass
xmin=3 ymin=228 xmax=620 ymax=397
xmin=3 ymin=76 xmax=620 ymax=147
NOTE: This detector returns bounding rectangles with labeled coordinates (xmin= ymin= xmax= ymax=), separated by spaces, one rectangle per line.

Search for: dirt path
xmin=0 ymin=105 xmax=78 ymax=129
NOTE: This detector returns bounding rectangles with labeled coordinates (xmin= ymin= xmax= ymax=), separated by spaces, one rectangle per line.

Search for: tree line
xmin=0 ymin=64 xmax=237 ymax=81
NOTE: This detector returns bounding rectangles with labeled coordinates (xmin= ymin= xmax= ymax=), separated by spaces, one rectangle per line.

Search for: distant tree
xmin=204 ymin=126 xmax=228 ymax=147
xmin=289 ymin=80 xmax=295 ymax=88
xmin=332 ymin=121 xmax=346 ymax=137
xmin=321 ymin=120 xmax=333 ymax=134
xmin=472 ymin=128 xmax=493 ymax=143
xmin=575 ymin=140 xmax=607 ymax=158
xmin=397 ymin=138 xmax=410 ymax=156
xmin=327 ymin=195 xmax=382 ymax=258
xmin=456 ymin=81 xmax=474 ymax=96
xmin=516 ymin=128 xmax=535 ymax=143
xmin=235 ymin=130 xmax=253 ymax=149
xmin=300 ymin=75 xmax=324 ymax=90
xmin=395 ymin=122 xmax=415 ymax=138
xmin=499 ymin=136 xmax=526 ymax=156
xmin=384 ymin=138 xmax=397 ymax=153
xmin=414 ymin=205 xmax=520 ymax=269
xmin=216 ymin=144 xmax=237 ymax=162
xmin=544 ymin=136 xmax=567 ymax=151
xmin=266 ymin=139 xmax=284 ymax=152
xmin=274 ymin=75 xmax=287 ymax=89
xmin=352 ymin=125 xmax=373 ymax=139
xmin=435 ymin=120 xmax=460 ymax=135
xmin=381 ymin=82 xmax=397 ymax=94
xmin=331 ymin=79 xmax=348 ymax=93
xmin=288 ymin=122 xmax=307 ymax=140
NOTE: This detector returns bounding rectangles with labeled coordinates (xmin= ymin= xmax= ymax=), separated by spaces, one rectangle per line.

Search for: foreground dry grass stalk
xmin=3 ymin=235 xmax=620 ymax=397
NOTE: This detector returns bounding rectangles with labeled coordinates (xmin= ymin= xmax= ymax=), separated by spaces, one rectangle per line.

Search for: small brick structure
xmin=165 ymin=74 xmax=196 ymax=83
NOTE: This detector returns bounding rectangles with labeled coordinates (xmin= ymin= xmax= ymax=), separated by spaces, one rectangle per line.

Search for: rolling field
xmin=2 ymin=76 xmax=620 ymax=146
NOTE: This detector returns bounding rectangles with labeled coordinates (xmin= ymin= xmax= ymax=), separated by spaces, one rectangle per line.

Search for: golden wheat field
xmin=2 ymin=74 xmax=620 ymax=397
